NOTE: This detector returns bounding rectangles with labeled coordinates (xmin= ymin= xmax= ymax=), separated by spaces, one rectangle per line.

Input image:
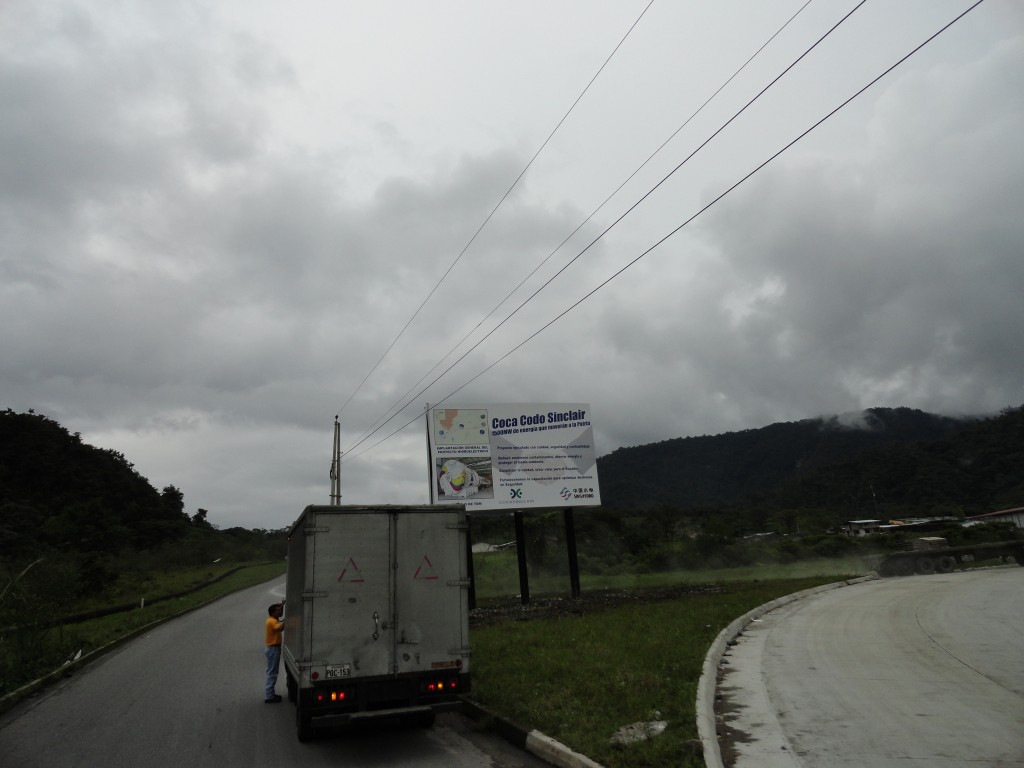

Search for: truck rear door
xmin=311 ymin=511 xmax=392 ymax=678
xmin=393 ymin=510 xmax=470 ymax=675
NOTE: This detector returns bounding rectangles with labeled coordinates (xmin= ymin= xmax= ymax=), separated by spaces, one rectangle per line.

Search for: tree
xmin=191 ymin=508 xmax=215 ymax=530
xmin=160 ymin=485 xmax=185 ymax=519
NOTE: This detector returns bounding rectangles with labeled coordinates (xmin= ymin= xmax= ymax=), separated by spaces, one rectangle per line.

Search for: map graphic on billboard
xmin=432 ymin=408 xmax=489 ymax=447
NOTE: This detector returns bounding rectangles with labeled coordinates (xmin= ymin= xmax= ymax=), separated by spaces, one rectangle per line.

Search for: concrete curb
xmin=695 ymin=575 xmax=876 ymax=768
xmin=462 ymin=699 xmax=604 ymax=768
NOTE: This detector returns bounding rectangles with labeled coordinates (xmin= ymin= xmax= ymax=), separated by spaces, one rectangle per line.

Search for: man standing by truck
xmin=264 ymin=601 xmax=285 ymax=703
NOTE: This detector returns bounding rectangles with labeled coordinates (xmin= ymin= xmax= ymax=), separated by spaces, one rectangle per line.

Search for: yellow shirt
xmin=265 ymin=615 xmax=284 ymax=646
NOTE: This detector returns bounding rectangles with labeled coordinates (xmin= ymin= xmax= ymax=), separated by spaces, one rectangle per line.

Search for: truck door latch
xmin=373 ymin=611 xmax=381 ymax=640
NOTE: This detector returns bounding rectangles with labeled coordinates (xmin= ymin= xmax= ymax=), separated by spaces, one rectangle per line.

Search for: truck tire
xmin=893 ymin=558 xmax=915 ymax=577
xmin=296 ymin=698 xmax=314 ymax=742
xmin=286 ymin=670 xmax=297 ymax=703
xmin=937 ymin=556 xmax=956 ymax=573
xmin=915 ymin=556 xmax=936 ymax=575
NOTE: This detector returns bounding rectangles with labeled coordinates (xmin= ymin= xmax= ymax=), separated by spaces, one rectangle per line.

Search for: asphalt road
xmin=0 ymin=578 xmax=546 ymax=768
xmin=720 ymin=567 xmax=1024 ymax=768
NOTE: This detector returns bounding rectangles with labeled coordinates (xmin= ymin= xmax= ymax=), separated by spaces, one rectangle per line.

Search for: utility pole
xmin=329 ymin=415 xmax=342 ymax=505
xmin=425 ymin=404 xmax=436 ymax=504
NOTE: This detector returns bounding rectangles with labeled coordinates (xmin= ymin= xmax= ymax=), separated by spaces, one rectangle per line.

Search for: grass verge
xmin=468 ymin=574 xmax=854 ymax=768
xmin=472 ymin=550 xmax=868 ymax=598
xmin=1 ymin=561 xmax=285 ymax=703
xmin=64 ymin=562 xmax=287 ymax=650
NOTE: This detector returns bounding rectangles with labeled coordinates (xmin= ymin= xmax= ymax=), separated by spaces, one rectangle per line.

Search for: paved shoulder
xmin=716 ymin=569 xmax=1024 ymax=768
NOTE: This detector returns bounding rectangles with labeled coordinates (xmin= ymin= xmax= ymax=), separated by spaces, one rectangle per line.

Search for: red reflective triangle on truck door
xmin=338 ymin=557 xmax=366 ymax=583
xmin=413 ymin=555 xmax=439 ymax=580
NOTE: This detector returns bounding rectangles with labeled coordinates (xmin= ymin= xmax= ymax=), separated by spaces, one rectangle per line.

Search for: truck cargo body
xmin=868 ymin=539 xmax=1024 ymax=577
xmin=283 ymin=504 xmax=471 ymax=739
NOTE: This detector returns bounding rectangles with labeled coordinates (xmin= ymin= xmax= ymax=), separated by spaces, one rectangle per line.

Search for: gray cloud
xmin=2 ymin=1 xmax=1022 ymax=529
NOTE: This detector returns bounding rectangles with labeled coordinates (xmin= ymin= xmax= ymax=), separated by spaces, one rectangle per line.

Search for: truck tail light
xmin=422 ymin=676 xmax=460 ymax=694
xmin=314 ymin=689 xmax=348 ymax=703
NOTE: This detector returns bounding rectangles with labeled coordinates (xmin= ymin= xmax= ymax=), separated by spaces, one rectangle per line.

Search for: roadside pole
xmin=563 ymin=508 xmax=581 ymax=599
xmin=514 ymin=511 xmax=530 ymax=605
xmin=465 ymin=514 xmax=477 ymax=610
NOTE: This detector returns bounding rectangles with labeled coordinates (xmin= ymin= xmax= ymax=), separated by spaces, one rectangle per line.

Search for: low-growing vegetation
xmin=470 ymin=509 xmax=1017 ymax=600
xmin=1 ymin=560 xmax=285 ymax=699
xmin=472 ymin=546 xmax=868 ymax=600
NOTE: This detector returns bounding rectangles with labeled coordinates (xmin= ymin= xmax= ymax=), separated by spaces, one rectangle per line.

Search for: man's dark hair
xmin=268 ymin=603 xmax=282 ymax=615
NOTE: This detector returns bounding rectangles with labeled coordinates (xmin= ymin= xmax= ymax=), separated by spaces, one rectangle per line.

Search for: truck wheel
xmin=937 ymin=556 xmax=955 ymax=573
xmin=915 ymin=556 xmax=936 ymax=575
xmin=894 ymin=559 xmax=914 ymax=577
xmin=286 ymin=671 xmax=297 ymax=703
xmin=296 ymin=699 xmax=314 ymax=742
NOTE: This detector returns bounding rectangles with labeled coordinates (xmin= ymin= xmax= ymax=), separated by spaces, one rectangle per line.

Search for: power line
xmin=336 ymin=0 xmax=656 ymax=424
xmin=342 ymin=0 xmax=866 ymax=457
xmin=347 ymin=0 xmax=816 ymax=454
xmin=342 ymin=0 xmax=985 ymax=464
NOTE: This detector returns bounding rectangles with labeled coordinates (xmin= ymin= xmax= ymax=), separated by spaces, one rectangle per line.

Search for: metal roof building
xmin=965 ymin=507 xmax=1024 ymax=529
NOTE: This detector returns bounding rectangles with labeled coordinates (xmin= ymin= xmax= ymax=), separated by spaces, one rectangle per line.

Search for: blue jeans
xmin=265 ymin=645 xmax=281 ymax=700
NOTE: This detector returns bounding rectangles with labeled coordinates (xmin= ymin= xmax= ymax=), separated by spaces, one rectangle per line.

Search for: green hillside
xmin=597 ymin=406 xmax=1023 ymax=519
xmin=5 ymin=404 xmax=1020 ymax=589
xmin=0 ymin=410 xmax=286 ymax=700
xmin=0 ymin=409 xmax=285 ymax=589
xmin=1 ymin=410 xmax=191 ymax=558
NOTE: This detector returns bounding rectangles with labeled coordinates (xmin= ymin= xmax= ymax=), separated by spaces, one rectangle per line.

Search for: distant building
xmin=846 ymin=516 xmax=963 ymax=536
xmin=964 ymin=507 xmax=1024 ymax=530
xmin=470 ymin=540 xmax=516 ymax=553
xmin=885 ymin=516 xmax=960 ymax=532
xmin=846 ymin=519 xmax=883 ymax=536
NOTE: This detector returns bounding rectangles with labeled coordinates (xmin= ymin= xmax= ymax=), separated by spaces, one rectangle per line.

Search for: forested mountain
xmin=1 ymin=409 xmax=287 ymax=597
xmin=5 ymin=405 xmax=1020 ymax=573
xmin=597 ymin=406 xmax=1023 ymax=519
xmin=766 ymin=406 xmax=1024 ymax=517
xmin=0 ymin=410 xmax=192 ymax=560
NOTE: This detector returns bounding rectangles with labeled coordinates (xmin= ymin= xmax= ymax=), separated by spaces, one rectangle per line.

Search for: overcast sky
xmin=2 ymin=1 xmax=1022 ymax=530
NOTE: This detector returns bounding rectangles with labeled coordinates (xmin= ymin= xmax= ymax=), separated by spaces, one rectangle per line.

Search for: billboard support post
xmin=514 ymin=511 xmax=530 ymax=605
xmin=465 ymin=514 xmax=477 ymax=610
xmin=425 ymin=404 xmax=436 ymax=505
xmin=426 ymin=403 xmax=600 ymax=606
xmin=563 ymin=508 xmax=581 ymax=599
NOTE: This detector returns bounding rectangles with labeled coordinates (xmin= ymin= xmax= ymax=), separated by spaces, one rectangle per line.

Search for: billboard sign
xmin=427 ymin=403 xmax=601 ymax=512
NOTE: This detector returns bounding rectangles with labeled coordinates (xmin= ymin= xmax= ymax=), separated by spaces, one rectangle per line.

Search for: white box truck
xmin=283 ymin=504 xmax=471 ymax=740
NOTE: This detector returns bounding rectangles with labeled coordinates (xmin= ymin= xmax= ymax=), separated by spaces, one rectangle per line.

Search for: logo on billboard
xmin=561 ymin=486 xmax=596 ymax=500
xmin=509 ymin=487 xmax=523 ymax=499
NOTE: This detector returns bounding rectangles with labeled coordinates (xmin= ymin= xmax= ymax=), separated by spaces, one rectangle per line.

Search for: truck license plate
xmin=325 ymin=664 xmax=351 ymax=679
